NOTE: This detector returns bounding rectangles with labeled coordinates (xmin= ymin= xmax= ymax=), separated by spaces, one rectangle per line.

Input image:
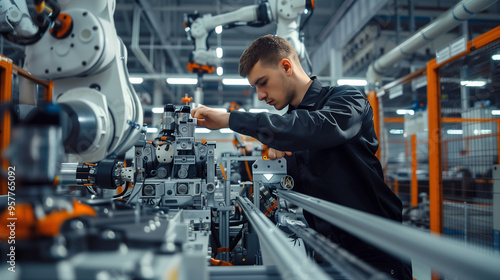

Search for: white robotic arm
xmin=20 ymin=0 xmax=143 ymax=162
xmin=0 ymin=0 xmax=37 ymax=36
xmin=184 ymin=0 xmax=314 ymax=74
xmin=0 ymin=0 xmax=60 ymax=45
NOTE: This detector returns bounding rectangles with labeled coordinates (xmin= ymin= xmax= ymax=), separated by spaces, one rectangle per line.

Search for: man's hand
xmin=268 ymin=148 xmax=292 ymax=160
xmin=191 ymin=106 xmax=230 ymax=130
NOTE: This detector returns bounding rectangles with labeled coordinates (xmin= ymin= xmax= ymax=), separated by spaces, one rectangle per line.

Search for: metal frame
xmin=275 ymin=190 xmax=500 ymax=280
xmin=236 ymin=196 xmax=331 ymax=280
xmin=0 ymin=54 xmax=53 ymax=195
xmin=427 ymin=25 xmax=500 ymax=234
xmin=219 ymin=155 xmax=261 ymax=262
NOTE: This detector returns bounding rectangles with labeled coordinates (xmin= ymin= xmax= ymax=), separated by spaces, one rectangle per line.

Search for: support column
xmin=427 ymin=59 xmax=443 ymax=235
xmin=411 ymin=134 xmax=418 ymax=207
xmin=367 ymin=90 xmax=380 ymax=159
xmin=0 ymin=55 xmax=13 ymax=195
xmin=329 ymin=48 xmax=343 ymax=85
xmin=493 ymin=165 xmax=500 ymax=253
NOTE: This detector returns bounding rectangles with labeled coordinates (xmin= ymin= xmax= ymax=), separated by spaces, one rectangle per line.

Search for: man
xmin=191 ymin=34 xmax=412 ymax=279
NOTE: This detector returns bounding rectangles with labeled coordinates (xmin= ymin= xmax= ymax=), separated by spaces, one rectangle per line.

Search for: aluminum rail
xmin=276 ymin=190 xmax=500 ymax=280
xmin=283 ymin=218 xmax=392 ymax=280
xmin=366 ymin=0 xmax=499 ymax=87
xmin=236 ymin=196 xmax=331 ymax=280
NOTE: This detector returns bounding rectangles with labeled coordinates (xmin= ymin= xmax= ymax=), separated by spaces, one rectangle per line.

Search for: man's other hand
xmin=268 ymin=148 xmax=292 ymax=160
xmin=191 ymin=106 xmax=230 ymax=130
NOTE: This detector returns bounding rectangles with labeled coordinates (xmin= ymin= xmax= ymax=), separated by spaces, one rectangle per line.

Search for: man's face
xmin=247 ymin=60 xmax=295 ymax=110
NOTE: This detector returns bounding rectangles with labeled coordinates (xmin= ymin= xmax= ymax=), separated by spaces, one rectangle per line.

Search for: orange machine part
xmin=0 ymin=200 xmax=96 ymax=240
xmin=210 ymin=258 xmax=233 ymax=266
xmin=35 ymin=1 xmax=45 ymax=13
xmin=187 ymin=62 xmax=215 ymax=74
xmin=50 ymin=13 xmax=73 ymax=39
xmin=261 ymin=145 xmax=270 ymax=160
xmin=181 ymin=93 xmax=193 ymax=104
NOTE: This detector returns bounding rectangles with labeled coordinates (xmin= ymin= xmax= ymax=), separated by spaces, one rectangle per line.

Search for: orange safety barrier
xmin=0 ymin=55 xmax=53 ymax=195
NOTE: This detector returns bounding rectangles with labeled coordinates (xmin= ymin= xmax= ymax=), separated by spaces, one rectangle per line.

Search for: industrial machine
xmin=1 ymin=0 xmax=143 ymax=163
xmin=184 ymin=0 xmax=314 ymax=75
xmin=0 ymin=1 xmax=422 ymax=280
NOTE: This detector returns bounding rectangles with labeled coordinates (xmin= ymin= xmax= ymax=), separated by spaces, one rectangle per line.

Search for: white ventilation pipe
xmin=366 ymin=0 xmax=499 ymax=89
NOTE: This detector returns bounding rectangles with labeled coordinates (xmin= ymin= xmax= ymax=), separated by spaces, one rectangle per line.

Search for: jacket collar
xmin=288 ymin=76 xmax=323 ymax=112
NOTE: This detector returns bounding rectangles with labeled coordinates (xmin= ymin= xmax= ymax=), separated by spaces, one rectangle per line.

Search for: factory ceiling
xmin=2 ymin=0 xmax=500 ymax=110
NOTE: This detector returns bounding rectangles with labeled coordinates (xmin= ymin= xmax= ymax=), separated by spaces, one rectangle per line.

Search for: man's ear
xmin=281 ymin=58 xmax=292 ymax=75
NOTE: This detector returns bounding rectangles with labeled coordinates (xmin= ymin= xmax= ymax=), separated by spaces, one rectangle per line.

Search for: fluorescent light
xmin=337 ymin=79 xmax=367 ymax=86
xmin=492 ymin=54 xmax=500 ymax=61
xmin=222 ymin=78 xmax=250 ymax=86
xmin=396 ymin=109 xmax=414 ymax=115
xmin=146 ymin=127 xmax=158 ymax=133
xmin=474 ymin=129 xmax=492 ymax=135
xmin=447 ymin=129 xmax=463 ymax=135
xmin=195 ymin=127 xmax=211 ymax=133
xmin=129 ymin=77 xmax=143 ymax=84
xmin=304 ymin=9 xmax=309 ymax=14
xmin=389 ymin=129 xmax=404 ymax=135
xmin=167 ymin=78 xmax=197 ymax=85
xmin=492 ymin=110 xmax=500 ymax=115
xmin=217 ymin=66 xmax=223 ymax=76
xmin=152 ymin=107 xmax=164 ymax=113
xmin=249 ymin=108 xmax=269 ymax=113
xmin=215 ymin=25 xmax=223 ymax=34
xmin=216 ymin=47 xmax=223 ymax=58
xmin=238 ymin=108 xmax=246 ymax=112
xmin=220 ymin=128 xmax=233 ymax=133
xmin=460 ymin=80 xmax=486 ymax=87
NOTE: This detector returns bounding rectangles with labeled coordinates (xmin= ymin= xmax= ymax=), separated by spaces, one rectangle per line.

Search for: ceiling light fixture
xmin=337 ymin=79 xmax=367 ymax=86
xmin=492 ymin=54 xmax=500 ymax=61
xmin=460 ymin=80 xmax=486 ymax=87
xmin=447 ymin=129 xmax=463 ymax=135
xmin=396 ymin=109 xmax=414 ymax=115
xmin=215 ymin=25 xmax=223 ymax=34
xmin=166 ymin=78 xmax=198 ymax=85
xmin=222 ymin=78 xmax=250 ymax=86
xmin=152 ymin=107 xmax=164 ymax=114
xmin=129 ymin=77 xmax=143 ymax=84
xmin=389 ymin=129 xmax=404 ymax=135
xmin=217 ymin=67 xmax=223 ymax=76
xmin=216 ymin=47 xmax=223 ymax=58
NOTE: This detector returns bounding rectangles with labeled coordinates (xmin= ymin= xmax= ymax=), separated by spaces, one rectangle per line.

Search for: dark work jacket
xmin=229 ymin=77 xmax=411 ymax=279
xmin=229 ymin=77 xmax=402 ymax=221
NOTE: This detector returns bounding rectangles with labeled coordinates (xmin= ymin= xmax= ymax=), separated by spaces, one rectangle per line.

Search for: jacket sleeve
xmin=228 ymin=88 xmax=370 ymax=152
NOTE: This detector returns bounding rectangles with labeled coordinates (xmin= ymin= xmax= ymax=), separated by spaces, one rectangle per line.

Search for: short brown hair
xmin=239 ymin=34 xmax=298 ymax=78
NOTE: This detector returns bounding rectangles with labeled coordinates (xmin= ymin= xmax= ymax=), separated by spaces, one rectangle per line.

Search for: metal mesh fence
xmin=381 ymin=74 xmax=430 ymax=230
xmin=438 ymin=39 xmax=500 ymax=249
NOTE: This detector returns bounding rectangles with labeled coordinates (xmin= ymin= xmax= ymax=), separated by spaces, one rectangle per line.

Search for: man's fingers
xmin=268 ymin=149 xmax=277 ymax=160
xmin=196 ymin=119 xmax=207 ymax=127
xmin=191 ymin=106 xmax=206 ymax=119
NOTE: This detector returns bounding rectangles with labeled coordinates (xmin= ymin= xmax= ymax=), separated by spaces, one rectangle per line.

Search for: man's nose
xmin=257 ymin=90 xmax=266 ymax=101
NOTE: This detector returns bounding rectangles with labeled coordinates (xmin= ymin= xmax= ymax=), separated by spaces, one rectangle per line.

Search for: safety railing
xmin=372 ymin=26 xmax=500 ymax=254
xmin=275 ymin=190 xmax=500 ymax=280
xmin=0 ymin=54 xmax=53 ymax=195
